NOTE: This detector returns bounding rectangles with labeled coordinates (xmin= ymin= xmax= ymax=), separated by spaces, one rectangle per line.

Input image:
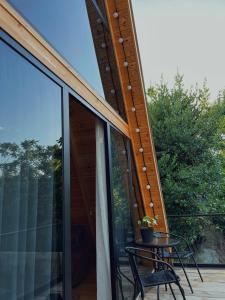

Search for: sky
xmin=132 ymin=0 xmax=225 ymax=101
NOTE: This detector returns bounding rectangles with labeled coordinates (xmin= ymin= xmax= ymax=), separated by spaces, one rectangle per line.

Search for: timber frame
xmin=104 ymin=0 xmax=168 ymax=231
xmin=0 ymin=0 xmax=167 ymax=231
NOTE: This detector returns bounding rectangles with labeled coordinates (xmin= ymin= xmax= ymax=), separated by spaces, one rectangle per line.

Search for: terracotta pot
xmin=140 ymin=227 xmax=154 ymax=243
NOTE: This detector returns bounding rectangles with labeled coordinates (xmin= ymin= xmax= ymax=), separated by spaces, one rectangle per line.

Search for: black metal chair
xmin=153 ymin=231 xmax=203 ymax=293
xmin=125 ymin=246 xmax=186 ymax=300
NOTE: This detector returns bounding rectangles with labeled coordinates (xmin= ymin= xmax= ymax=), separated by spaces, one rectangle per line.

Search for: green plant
xmin=147 ymin=74 xmax=225 ymax=243
xmin=138 ymin=215 xmax=158 ymax=228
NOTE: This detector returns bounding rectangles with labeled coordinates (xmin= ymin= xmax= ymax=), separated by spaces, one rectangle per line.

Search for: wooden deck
xmin=145 ymin=268 xmax=225 ymax=300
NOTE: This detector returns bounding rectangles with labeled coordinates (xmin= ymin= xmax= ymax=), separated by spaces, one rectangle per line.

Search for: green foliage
xmin=147 ymin=75 xmax=225 ymax=242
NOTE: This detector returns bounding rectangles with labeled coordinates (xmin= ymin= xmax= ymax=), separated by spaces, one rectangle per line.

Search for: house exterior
xmin=0 ymin=0 xmax=167 ymax=299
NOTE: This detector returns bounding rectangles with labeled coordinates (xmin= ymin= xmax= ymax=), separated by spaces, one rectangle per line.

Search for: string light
xmin=95 ymin=11 xmax=148 ymax=221
xmin=113 ymin=3 xmax=156 ymax=217
xmin=118 ymin=37 xmax=124 ymax=44
xmin=113 ymin=11 xmax=119 ymax=18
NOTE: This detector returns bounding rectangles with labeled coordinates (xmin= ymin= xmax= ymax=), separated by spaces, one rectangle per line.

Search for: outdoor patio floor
xmin=144 ymin=268 xmax=225 ymax=300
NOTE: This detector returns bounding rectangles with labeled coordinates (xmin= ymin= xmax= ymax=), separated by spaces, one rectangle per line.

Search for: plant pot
xmin=140 ymin=227 xmax=154 ymax=243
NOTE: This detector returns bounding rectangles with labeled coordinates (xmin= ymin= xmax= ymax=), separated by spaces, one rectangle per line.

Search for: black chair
xmin=153 ymin=231 xmax=203 ymax=293
xmin=125 ymin=247 xmax=186 ymax=300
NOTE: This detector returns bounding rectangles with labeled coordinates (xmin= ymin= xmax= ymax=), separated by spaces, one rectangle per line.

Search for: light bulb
xmin=118 ymin=37 xmax=124 ymax=44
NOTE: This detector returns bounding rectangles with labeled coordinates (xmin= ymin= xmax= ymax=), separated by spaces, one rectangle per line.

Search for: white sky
xmin=131 ymin=0 xmax=225 ymax=101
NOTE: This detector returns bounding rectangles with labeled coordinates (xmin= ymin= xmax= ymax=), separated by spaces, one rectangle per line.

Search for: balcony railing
xmin=168 ymin=214 xmax=225 ymax=266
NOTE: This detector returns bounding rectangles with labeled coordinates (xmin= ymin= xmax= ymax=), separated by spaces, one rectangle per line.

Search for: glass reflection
xmin=7 ymin=0 xmax=127 ymax=120
xmin=8 ymin=0 xmax=104 ymax=98
xmin=0 ymin=41 xmax=63 ymax=299
xmin=110 ymin=128 xmax=142 ymax=300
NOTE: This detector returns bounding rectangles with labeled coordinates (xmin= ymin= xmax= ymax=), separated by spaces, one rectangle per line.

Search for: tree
xmin=147 ymin=75 xmax=225 ymax=243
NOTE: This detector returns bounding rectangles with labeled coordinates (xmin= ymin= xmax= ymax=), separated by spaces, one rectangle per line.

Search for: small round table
xmin=135 ymin=237 xmax=180 ymax=260
xmin=135 ymin=237 xmax=180 ymax=249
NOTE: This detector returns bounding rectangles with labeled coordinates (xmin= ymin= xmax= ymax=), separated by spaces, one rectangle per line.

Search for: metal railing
xmin=167 ymin=214 xmax=225 ymax=267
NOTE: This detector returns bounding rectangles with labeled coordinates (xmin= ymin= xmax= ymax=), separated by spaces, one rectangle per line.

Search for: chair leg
xmin=191 ymin=254 xmax=203 ymax=282
xmin=176 ymin=280 xmax=186 ymax=300
xmin=157 ymin=285 xmax=160 ymax=300
xmin=169 ymin=283 xmax=176 ymax=300
xmin=174 ymin=247 xmax=193 ymax=293
xmin=132 ymin=284 xmax=138 ymax=300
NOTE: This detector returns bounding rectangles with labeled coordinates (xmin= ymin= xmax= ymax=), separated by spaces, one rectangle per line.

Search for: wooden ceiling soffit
xmin=0 ymin=0 xmax=129 ymax=138
xmin=104 ymin=0 xmax=168 ymax=231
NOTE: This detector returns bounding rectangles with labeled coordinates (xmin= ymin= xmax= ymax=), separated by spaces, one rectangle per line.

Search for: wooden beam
xmin=104 ymin=0 xmax=168 ymax=231
xmin=0 ymin=0 xmax=130 ymax=138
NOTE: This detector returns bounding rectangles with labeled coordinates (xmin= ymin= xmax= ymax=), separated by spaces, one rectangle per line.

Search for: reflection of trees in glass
xmin=0 ymin=138 xmax=62 ymax=244
xmin=111 ymin=133 xmax=133 ymax=244
xmin=0 ymin=139 xmax=63 ymax=296
xmin=147 ymin=75 xmax=225 ymax=243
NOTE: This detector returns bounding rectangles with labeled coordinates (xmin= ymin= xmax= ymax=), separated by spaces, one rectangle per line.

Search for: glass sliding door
xmin=69 ymin=98 xmax=112 ymax=300
xmin=0 ymin=40 xmax=63 ymax=299
xmin=109 ymin=127 xmax=144 ymax=300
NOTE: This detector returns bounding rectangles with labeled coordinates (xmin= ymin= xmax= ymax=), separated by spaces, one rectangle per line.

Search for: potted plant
xmin=138 ymin=215 xmax=158 ymax=243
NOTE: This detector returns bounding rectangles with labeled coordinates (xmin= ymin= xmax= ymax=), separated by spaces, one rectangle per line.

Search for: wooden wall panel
xmin=104 ymin=0 xmax=168 ymax=231
xmin=70 ymin=99 xmax=96 ymax=244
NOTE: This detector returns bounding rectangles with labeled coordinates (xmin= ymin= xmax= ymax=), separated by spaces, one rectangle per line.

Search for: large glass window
xmin=0 ymin=40 xmax=63 ymax=299
xmin=110 ymin=128 xmax=143 ymax=300
xmin=7 ymin=0 xmax=127 ymax=120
